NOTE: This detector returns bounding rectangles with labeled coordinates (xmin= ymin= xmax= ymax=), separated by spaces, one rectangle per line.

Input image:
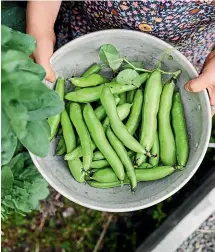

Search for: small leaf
xmin=99 ymin=44 xmax=120 ymax=63
xmin=109 ymin=58 xmax=123 ymax=71
xmin=1 ymin=166 xmax=14 ymax=190
xmin=99 ymin=44 xmax=123 ymax=71
xmin=20 ymin=121 xmax=50 ymax=157
xmin=117 ymin=69 xmax=141 ymax=87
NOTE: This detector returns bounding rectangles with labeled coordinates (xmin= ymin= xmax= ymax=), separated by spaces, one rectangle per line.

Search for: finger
xmin=184 ymin=70 xmax=215 ymax=92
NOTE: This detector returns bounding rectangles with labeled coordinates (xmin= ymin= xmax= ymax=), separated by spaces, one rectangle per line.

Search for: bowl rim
xmin=31 ymin=29 xmax=212 ymax=212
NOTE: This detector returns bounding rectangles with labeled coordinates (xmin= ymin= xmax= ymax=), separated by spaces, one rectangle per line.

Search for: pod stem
xmin=157 ymin=69 xmax=181 ymax=77
xmin=123 ymin=58 xmax=152 ymax=73
xmin=144 ymin=148 xmax=156 ymax=158
xmin=174 ymin=165 xmax=185 ymax=171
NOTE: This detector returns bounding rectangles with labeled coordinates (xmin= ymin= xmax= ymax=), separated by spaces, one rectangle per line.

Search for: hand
xmin=185 ymin=51 xmax=215 ymax=116
xmin=32 ymin=31 xmax=56 ymax=83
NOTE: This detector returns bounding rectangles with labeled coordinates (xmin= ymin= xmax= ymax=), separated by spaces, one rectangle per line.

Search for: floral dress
xmin=55 ymin=0 xmax=215 ymax=72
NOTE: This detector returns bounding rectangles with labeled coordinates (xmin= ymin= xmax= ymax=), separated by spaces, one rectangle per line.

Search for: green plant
xmin=153 ymin=202 xmax=167 ymax=226
xmin=1 ymin=25 xmax=64 ymax=162
xmin=1 ymin=151 xmax=49 ymax=220
xmin=1 ymin=23 xmax=64 ymax=219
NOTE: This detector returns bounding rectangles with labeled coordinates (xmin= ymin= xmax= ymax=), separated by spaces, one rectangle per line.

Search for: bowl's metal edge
xmin=31 ymin=29 xmax=212 ymax=212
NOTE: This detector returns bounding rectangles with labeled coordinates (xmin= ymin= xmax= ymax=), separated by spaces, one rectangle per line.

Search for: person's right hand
xmin=33 ymin=31 xmax=56 ymax=82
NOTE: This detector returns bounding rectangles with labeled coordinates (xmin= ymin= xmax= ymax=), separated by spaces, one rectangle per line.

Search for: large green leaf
xmin=1 ymin=50 xmax=30 ymax=72
xmin=6 ymin=30 xmax=36 ymax=55
xmin=20 ymin=121 xmax=50 ymax=157
xmin=20 ymin=59 xmax=46 ymax=81
xmin=1 ymin=108 xmax=10 ymax=138
xmin=2 ymin=71 xmax=49 ymax=105
xmin=1 ymin=25 xmax=12 ymax=45
xmin=4 ymin=101 xmax=28 ymax=139
xmin=24 ymin=90 xmax=65 ymax=121
xmin=1 ymin=130 xmax=17 ymax=166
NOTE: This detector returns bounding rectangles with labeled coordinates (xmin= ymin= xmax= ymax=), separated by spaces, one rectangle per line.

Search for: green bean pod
xmin=68 ymin=158 xmax=85 ymax=183
xmin=56 ymin=137 xmax=66 ymax=156
xmin=93 ymin=151 xmax=105 ymax=161
xmin=171 ymin=92 xmax=189 ymax=167
xmin=64 ymin=98 xmax=121 ymax=161
xmin=61 ymin=109 xmax=76 ymax=153
xmin=70 ymin=103 xmax=92 ymax=171
xmin=82 ymin=63 xmax=101 ymax=77
xmin=127 ymin=90 xmax=136 ymax=103
xmin=107 ymin=128 xmax=137 ymax=190
xmin=136 ymin=70 xmax=162 ymax=166
xmin=56 ymin=136 xmax=65 ymax=152
xmin=94 ymin=96 xmax=120 ymax=121
xmin=48 ymin=77 xmax=65 ymax=140
xmin=89 ymin=166 xmax=176 ymax=184
xmin=118 ymin=92 xmax=127 ymax=105
xmin=100 ymin=86 xmax=146 ymax=154
xmin=91 ymin=160 xmax=109 ymax=169
xmin=158 ymin=79 xmax=176 ymax=166
xmin=139 ymin=73 xmax=149 ymax=85
xmin=88 ymin=180 xmax=122 ymax=189
xmin=103 ymin=103 xmax=132 ymax=130
xmin=65 ymin=82 xmax=138 ymax=103
xmin=125 ymin=89 xmax=143 ymax=135
xmin=90 ymin=168 xmax=119 ymax=182
xmin=83 ymin=104 xmax=125 ymax=181
xmin=149 ymin=132 xmax=159 ymax=167
xmin=71 ymin=74 xmax=109 ymax=88
xmin=135 ymin=166 xmax=175 ymax=181
xmin=65 ymin=142 xmax=96 ymax=161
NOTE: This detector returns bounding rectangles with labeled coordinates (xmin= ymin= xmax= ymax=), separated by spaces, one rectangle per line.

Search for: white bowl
xmin=31 ymin=30 xmax=211 ymax=212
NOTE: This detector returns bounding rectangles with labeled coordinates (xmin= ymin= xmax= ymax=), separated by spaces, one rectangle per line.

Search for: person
xmin=26 ymin=1 xmax=215 ymax=114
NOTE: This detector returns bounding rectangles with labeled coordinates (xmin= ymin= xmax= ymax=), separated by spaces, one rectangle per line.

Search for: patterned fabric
xmin=55 ymin=1 xmax=215 ymax=72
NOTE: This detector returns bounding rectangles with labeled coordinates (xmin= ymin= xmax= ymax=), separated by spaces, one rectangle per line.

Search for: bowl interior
xmin=31 ymin=30 xmax=211 ymax=212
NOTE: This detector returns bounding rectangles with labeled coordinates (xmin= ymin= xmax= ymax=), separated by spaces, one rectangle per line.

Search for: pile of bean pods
xmin=49 ymin=44 xmax=189 ymax=191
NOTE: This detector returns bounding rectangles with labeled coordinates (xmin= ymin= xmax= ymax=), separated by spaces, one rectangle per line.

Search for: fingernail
xmin=184 ymin=82 xmax=192 ymax=92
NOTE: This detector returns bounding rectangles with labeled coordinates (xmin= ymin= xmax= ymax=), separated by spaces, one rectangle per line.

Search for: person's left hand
xmin=185 ymin=51 xmax=215 ymax=116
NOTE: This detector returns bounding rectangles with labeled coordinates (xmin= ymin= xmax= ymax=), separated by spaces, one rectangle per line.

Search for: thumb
xmin=38 ymin=57 xmax=56 ymax=83
xmin=184 ymin=70 xmax=215 ymax=93
xmin=33 ymin=38 xmax=56 ymax=83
